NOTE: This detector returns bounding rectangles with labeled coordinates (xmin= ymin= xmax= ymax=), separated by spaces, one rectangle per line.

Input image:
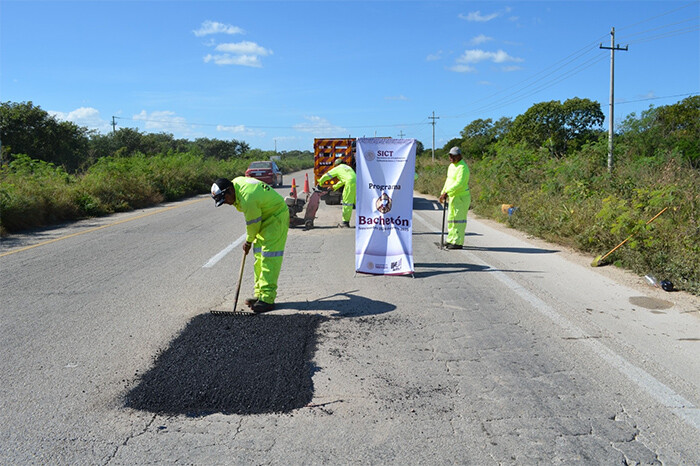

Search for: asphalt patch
xmin=124 ymin=313 xmax=325 ymax=416
xmin=629 ymin=296 xmax=674 ymax=310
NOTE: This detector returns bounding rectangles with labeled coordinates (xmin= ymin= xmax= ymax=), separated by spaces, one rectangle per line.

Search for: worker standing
xmin=438 ymin=147 xmax=470 ymax=250
xmin=318 ymin=159 xmax=356 ymax=228
xmin=211 ymin=177 xmax=289 ymax=313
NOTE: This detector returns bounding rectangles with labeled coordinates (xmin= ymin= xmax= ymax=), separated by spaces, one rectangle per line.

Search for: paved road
xmin=1 ymin=168 xmax=698 ymax=464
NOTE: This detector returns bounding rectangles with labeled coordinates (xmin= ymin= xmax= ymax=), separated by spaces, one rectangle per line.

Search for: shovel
xmin=591 ymin=207 xmax=668 ymax=267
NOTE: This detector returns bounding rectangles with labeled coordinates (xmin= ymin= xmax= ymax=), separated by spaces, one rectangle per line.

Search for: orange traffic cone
xmin=303 ymin=173 xmax=310 ymax=194
xmin=290 ymin=178 xmax=297 ymax=199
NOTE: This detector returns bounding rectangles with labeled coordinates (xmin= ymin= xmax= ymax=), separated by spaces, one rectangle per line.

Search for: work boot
xmin=446 ymin=243 xmax=463 ymax=250
xmin=251 ymin=299 xmax=275 ymax=313
xmin=338 ymin=221 xmax=351 ymax=228
xmin=244 ymin=297 xmax=258 ymax=307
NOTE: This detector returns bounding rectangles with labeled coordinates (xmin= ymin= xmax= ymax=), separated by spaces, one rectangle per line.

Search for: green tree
xmin=507 ymin=98 xmax=603 ymax=157
xmin=0 ymin=101 xmax=90 ymax=172
xmin=617 ymin=96 xmax=699 ymax=167
xmin=656 ymin=95 xmax=700 ymax=167
xmin=414 ymin=140 xmax=425 ymax=155
xmin=112 ymin=127 xmax=145 ymax=156
xmin=193 ymin=137 xmax=249 ymax=159
xmin=561 ymin=97 xmax=605 ymax=151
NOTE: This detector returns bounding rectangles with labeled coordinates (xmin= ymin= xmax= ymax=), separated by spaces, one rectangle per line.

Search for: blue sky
xmin=1 ymin=1 xmax=698 ymax=152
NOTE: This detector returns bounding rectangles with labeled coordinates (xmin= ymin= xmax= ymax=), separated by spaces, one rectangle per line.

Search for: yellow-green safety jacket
xmin=319 ymin=164 xmax=356 ymax=190
xmin=232 ymin=177 xmax=287 ymax=243
xmin=441 ymin=159 xmax=469 ymax=198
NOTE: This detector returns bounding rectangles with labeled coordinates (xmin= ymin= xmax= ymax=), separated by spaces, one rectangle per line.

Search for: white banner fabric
xmin=355 ymin=138 xmax=416 ymax=275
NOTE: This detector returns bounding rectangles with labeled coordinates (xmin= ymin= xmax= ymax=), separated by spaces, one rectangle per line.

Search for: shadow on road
xmin=413 ymin=262 xmax=541 ymax=278
xmin=278 ymin=290 xmax=396 ymax=317
xmin=124 ymin=313 xmax=324 ymax=416
xmin=461 ymin=245 xmax=559 ymax=254
xmin=413 ymin=196 xmax=442 ymax=211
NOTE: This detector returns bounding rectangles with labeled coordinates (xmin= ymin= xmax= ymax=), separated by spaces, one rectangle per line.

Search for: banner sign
xmin=355 ymin=138 xmax=416 ymax=275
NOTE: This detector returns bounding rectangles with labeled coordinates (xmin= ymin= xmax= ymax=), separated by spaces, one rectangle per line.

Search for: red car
xmin=245 ymin=161 xmax=283 ymax=187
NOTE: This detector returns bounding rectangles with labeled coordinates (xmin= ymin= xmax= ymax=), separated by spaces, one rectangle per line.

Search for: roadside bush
xmin=0 ymin=155 xmax=82 ymax=231
xmin=415 ymin=140 xmax=700 ymax=295
xmin=0 ymin=149 xmax=314 ymax=236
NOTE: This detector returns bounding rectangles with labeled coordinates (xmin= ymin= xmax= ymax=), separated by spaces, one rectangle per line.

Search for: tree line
xmin=0 ymin=101 xmax=254 ymax=172
xmin=439 ymin=95 xmax=699 ymax=169
xmin=4 ymin=96 xmax=697 ymax=173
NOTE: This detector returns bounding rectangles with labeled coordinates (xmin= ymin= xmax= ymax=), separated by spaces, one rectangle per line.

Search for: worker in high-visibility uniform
xmin=211 ymin=177 xmax=289 ymax=313
xmin=438 ymin=147 xmax=470 ymax=250
xmin=318 ymin=159 xmax=356 ymax=228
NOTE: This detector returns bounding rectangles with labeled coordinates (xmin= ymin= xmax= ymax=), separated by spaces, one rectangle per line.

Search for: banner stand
xmin=354 ymin=138 xmax=416 ymax=276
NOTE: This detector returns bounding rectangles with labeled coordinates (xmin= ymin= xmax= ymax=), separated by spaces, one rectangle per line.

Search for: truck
xmin=313 ymin=138 xmax=356 ymax=205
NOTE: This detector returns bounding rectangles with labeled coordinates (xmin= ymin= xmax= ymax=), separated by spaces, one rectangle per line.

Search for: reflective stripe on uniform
xmin=448 ymin=219 xmax=468 ymax=224
xmin=253 ymin=246 xmax=262 ymax=254
xmin=247 ymin=216 xmax=262 ymax=225
xmin=262 ymin=250 xmax=284 ymax=258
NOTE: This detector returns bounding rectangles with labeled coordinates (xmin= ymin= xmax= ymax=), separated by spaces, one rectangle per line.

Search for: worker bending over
xmin=318 ymin=159 xmax=357 ymax=228
xmin=211 ymin=177 xmax=289 ymax=313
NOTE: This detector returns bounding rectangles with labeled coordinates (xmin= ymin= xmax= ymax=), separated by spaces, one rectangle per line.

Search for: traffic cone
xmin=303 ymin=173 xmax=310 ymax=194
xmin=290 ymin=178 xmax=297 ymax=199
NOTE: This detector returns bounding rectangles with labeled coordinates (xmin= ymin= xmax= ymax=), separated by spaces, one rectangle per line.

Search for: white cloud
xmin=448 ymin=64 xmax=476 ymax=73
xmin=459 ymin=11 xmax=499 ymax=22
xmin=385 ymin=95 xmax=409 ymax=101
xmin=203 ymin=41 xmax=272 ymax=67
xmin=193 ymin=20 xmax=244 ymax=37
xmin=204 ymin=53 xmax=263 ymax=67
xmin=215 ymin=41 xmax=271 ymax=56
xmin=470 ymin=34 xmax=493 ymax=45
xmin=133 ymin=110 xmax=189 ymax=133
xmin=293 ymin=116 xmax=346 ymax=134
xmin=49 ymin=107 xmax=110 ymax=133
xmin=217 ymin=124 xmax=266 ymax=137
xmin=501 ymin=65 xmax=523 ymax=72
xmin=456 ymin=49 xmax=523 ymax=64
xmin=458 ymin=7 xmax=512 ymax=22
xmin=449 ymin=48 xmax=523 ymax=73
xmin=426 ymin=50 xmax=443 ymax=61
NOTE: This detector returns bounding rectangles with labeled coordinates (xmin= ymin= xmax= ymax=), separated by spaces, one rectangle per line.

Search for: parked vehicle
xmin=245 ymin=161 xmax=283 ymax=187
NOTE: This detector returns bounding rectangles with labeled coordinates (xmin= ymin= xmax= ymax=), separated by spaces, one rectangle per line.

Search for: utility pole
xmin=398 ymin=130 xmax=405 ymax=138
xmin=111 ymin=116 xmax=117 ymax=133
xmin=429 ymin=111 xmax=439 ymax=161
xmin=600 ymin=27 xmax=628 ymax=172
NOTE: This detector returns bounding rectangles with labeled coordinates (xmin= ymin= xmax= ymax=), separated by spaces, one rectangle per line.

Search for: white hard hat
xmin=449 ymin=147 xmax=461 ymax=156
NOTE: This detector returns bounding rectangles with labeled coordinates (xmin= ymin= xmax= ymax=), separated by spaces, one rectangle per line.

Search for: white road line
xmin=203 ymin=234 xmax=247 ymax=268
xmin=413 ymin=210 xmax=700 ymax=430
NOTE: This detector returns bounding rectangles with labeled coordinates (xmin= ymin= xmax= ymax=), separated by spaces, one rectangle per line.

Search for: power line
xmin=113 ymin=115 xmax=429 ymax=131
xmin=618 ymin=16 xmax=699 ymax=40
xmin=616 ymin=2 xmax=698 ymax=32
xmin=616 ymin=92 xmax=699 ymax=105
xmin=626 ymin=25 xmax=699 ymax=45
xmin=111 ymin=4 xmax=696 ymax=141
xmin=443 ymin=3 xmax=697 ymax=122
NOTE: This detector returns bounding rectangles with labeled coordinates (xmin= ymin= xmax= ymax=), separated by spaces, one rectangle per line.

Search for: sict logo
xmin=377 ymin=150 xmax=394 ymax=157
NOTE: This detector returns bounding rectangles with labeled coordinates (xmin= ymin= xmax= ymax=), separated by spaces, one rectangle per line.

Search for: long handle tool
xmin=231 ymin=251 xmax=247 ymax=311
xmin=591 ymin=207 xmax=668 ymax=267
xmin=211 ymin=252 xmax=248 ymax=315
xmin=440 ymin=198 xmax=448 ymax=249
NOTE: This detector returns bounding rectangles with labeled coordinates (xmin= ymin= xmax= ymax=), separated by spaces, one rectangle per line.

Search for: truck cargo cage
xmin=313 ymin=138 xmax=356 ymax=205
